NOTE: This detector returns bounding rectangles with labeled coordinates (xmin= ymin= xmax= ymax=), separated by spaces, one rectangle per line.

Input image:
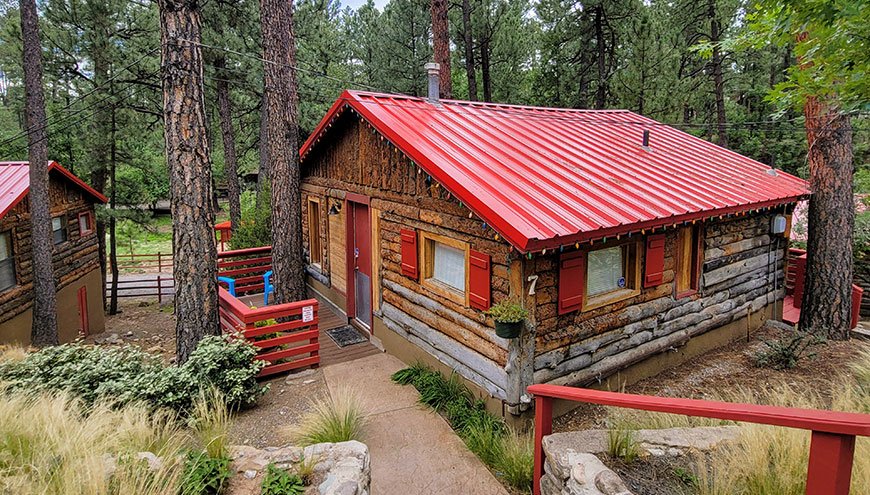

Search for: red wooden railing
xmin=528 ymin=384 xmax=870 ymax=495
xmin=217 ymin=246 xmax=273 ymax=295
xmin=218 ymin=286 xmax=320 ymax=377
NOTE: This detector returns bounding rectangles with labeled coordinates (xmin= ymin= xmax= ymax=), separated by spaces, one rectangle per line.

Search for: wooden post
xmin=157 ymin=275 xmax=162 ymax=305
xmin=533 ymin=395 xmax=553 ymax=495
xmin=805 ymin=431 xmax=855 ymax=495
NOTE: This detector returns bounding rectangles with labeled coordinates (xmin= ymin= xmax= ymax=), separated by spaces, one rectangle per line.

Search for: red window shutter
xmin=468 ymin=249 xmax=491 ymax=310
xmin=644 ymin=233 xmax=666 ymax=288
xmin=558 ymin=250 xmax=586 ymax=315
xmin=400 ymin=228 xmax=418 ymax=278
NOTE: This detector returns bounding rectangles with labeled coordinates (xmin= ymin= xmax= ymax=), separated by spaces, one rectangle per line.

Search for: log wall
xmin=302 ymin=114 xmax=517 ymax=399
xmin=532 ymin=213 xmax=786 ymax=386
xmin=0 ymin=175 xmax=101 ymax=325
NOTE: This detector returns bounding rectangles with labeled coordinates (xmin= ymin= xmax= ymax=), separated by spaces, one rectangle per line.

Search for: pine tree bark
xmin=158 ymin=0 xmax=220 ymax=362
xmin=480 ymin=36 xmax=492 ymax=102
xmin=260 ymin=0 xmax=305 ymax=304
xmin=799 ymin=97 xmax=854 ymax=339
xmin=19 ymin=0 xmax=58 ymax=346
xmin=461 ymin=0 xmax=477 ymax=101
xmin=431 ymin=0 xmax=451 ymax=99
xmin=594 ymin=5 xmax=607 ymax=109
xmin=256 ymin=91 xmax=270 ymax=209
xmin=708 ymin=0 xmax=728 ymax=147
xmin=215 ymin=57 xmax=241 ymax=236
xmin=108 ymin=100 xmax=119 ymax=316
xmin=89 ymin=15 xmax=111 ymax=314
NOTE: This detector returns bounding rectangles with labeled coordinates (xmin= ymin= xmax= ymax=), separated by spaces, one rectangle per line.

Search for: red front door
xmin=77 ymin=286 xmax=89 ymax=336
xmin=349 ymin=201 xmax=372 ymax=328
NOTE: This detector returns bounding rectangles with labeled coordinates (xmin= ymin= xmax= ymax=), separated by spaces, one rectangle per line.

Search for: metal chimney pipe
xmin=425 ymin=62 xmax=440 ymax=104
xmin=642 ymin=129 xmax=650 ymax=147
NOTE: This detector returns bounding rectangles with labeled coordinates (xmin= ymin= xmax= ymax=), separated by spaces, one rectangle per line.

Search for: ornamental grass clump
xmin=288 ymin=388 xmax=367 ymax=446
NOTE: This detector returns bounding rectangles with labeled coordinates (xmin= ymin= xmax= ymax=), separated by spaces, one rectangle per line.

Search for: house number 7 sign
xmin=302 ymin=305 xmax=314 ymax=323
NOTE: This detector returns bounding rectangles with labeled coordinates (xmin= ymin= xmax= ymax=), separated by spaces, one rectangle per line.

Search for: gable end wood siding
xmin=301 ymin=114 xmax=514 ymax=399
xmin=533 ymin=212 xmax=786 ymax=386
xmin=0 ymin=175 xmax=101 ymax=326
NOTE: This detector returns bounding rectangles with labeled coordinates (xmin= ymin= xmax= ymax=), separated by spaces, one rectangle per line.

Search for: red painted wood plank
xmin=533 ymin=395 xmax=552 ymax=495
xmin=526 ymin=385 xmax=870 ymax=436
xmin=805 ymin=431 xmax=856 ymax=495
xmin=257 ymin=343 xmax=319 ymax=363
xmin=246 ymin=329 xmax=319 ymax=348
xmin=217 ymin=246 xmax=272 ymax=259
xmin=258 ymin=355 xmax=320 ymax=377
xmin=217 ymin=255 xmax=272 ymax=269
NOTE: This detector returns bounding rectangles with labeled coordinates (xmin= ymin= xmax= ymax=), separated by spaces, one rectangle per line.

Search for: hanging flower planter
xmin=486 ymin=300 xmax=528 ymax=339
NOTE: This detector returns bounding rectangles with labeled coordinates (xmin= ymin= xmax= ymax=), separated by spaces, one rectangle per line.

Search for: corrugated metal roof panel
xmin=301 ymin=91 xmax=810 ymax=252
xmin=0 ymin=161 xmax=107 ymax=219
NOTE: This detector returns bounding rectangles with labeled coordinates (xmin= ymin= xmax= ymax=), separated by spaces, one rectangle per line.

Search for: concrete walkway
xmin=322 ymin=353 xmax=509 ymax=495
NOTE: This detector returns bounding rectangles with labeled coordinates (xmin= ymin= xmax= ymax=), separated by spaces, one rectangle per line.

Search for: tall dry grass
xmin=0 ymin=392 xmax=188 ymax=495
xmin=286 ymin=387 xmax=367 ymax=446
xmin=602 ymin=346 xmax=870 ymax=494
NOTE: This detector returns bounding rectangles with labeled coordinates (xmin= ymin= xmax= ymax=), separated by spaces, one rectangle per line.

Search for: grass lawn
xmin=110 ymin=201 xmax=230 ymax=257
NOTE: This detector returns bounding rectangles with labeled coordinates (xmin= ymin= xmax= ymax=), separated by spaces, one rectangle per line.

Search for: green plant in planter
xmin=486 ymin=301 xmax=528 ymax=339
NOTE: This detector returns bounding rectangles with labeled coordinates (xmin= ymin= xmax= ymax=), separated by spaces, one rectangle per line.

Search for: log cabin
xmin=298 ymin=78 xmax=809 ymax=415
xmin=0 ymin=161 xmax=107 ymax=344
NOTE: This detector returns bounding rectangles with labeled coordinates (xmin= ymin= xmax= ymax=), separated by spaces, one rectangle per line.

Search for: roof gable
xmin=301 ymin=91 xmax=809 ymax=253
xmin=0 ymin=161 xmax=108 ymax=219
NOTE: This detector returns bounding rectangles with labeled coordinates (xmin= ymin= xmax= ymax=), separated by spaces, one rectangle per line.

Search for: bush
xmin=288 ymin=388 xmax=367 ymax=446
xmin=391 ymin=364 xmax=532 ymax=493
xmin=230 ymin=190 xmax=272 ymax=250
xmin=0 ymin=335 xmax=267 ymax=415
xmin=485 ymin=300 xmax=529 ymax=323
xmin=753 ymin=331 xmax=826 ymax=370
xmin=179 ymin=451 xmax=231 ymax=495
xmin=261 ymin=464 xmax=305 ymax=495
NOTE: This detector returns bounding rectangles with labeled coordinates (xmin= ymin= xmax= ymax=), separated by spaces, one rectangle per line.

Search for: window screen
xmin=79 ymin=213 xmax=92 ymax=234
xmin=432 ymin=241 xmax=465 ymax=291
xmin=52 ymin=216 xmax=67 ymax=245
xmin=0 ymin=232 xmax=15 ymax=291
xmin=587 ymin=246 xmax=624 ymax=296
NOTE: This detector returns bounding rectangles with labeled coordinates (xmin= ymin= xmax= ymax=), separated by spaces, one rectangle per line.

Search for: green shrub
xmin=0 ymin=335 xmax=267 ymax=415
xmin=606 ymin=426 xmax=640 ymax=463
xmin=753 ymin=331 xmax=826 ymax=370
xmin=179 ymin=451 xmax=231 ymax=495
xmin=855 ymin=210 xmax=870 ymax=257
xmin=261 ymin=464 xmax=305 ymax=495
xmin=485 ymin=300 xmax=529 ymax=323
xmin=230 ymin=190 xmax=272 ymax=250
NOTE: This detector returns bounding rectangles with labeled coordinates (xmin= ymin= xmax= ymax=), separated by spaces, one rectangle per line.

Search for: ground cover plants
xmin=287 ymin=388 xmax=367 ymax=446
xmin=391 ymin=363 xmax=533 ymax=493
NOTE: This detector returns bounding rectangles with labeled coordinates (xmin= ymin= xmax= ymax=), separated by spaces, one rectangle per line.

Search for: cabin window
xmin=52 ymin=216 xmax=68 ymax=245
xmin=0 ymin=232 xmax=15 ymax=292
xmin=676 ymin=226 xmax=701 ymax=296
xmin=78 ymin=212 xmax=94 ymax=236
xmin=583 ymin=241 xmax=640 ymax=311
xmin=307 ymin=198 xmax=322 ymax=266
xmin=420 ymin=232 xmax=468 ymax=304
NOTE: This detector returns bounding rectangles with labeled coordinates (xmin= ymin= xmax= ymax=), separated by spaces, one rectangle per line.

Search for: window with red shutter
xmin=558 ymin=250 xmax=586 ymax=314
xmin=644 ymin=234 xmax=665 ymax=288
xmin=400 ymin=228 xmax=418 ymax=278
xmin=468 ymin=249 xmax=490 ymax=310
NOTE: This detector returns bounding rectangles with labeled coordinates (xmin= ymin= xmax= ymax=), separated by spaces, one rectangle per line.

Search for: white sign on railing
xmin=302 ymin=305 xmax=314 ymax=323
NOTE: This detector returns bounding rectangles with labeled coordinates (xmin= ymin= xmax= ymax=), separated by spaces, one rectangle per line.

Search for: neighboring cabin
xmin=298 ymin=89 xmax=809 ymax=415
xmin=0 ymin=161 xmax=107 ymax=345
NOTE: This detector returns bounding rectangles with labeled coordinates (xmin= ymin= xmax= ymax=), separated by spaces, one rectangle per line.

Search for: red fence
xmin=528 ymin=384 xmax=870 ymax=495
xmin=217 ymin=246 xmax=272 ymax=295
xmin=218 ymin=287 xmax=319 ymax=377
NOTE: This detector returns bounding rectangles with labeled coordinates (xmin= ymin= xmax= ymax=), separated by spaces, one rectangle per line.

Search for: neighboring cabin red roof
xmin=301 ymin=90 xmax=810 ymax=253
xmin=0 ymin=161 xmax=108 ymax=219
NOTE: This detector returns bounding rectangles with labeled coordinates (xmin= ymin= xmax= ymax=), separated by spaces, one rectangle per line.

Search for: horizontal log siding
xmin=0 ymin=176 xmax=101 ymax=324
xmin=303 ymin=115 xmax=514 ymax=398
xmin=533 ymin=213 xmax=785 ymax=386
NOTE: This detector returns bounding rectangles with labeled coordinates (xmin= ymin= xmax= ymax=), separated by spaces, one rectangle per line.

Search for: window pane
xmin=52 ymin=216 xmax=66 ymax=244
xmin=587 ymin=246 xmax=624 ymax=296
xmin=433 ymin=242 xmax=465 ymax=291
xmin=0 ymin=233 xmax=9 ymax=260
xmin=52 ymin=217 xmax=62 ymax=231
xmin=0 ymin=259 xmax=14 ymax=291
xmin=79 ymin=214 xmax=90 ymax=233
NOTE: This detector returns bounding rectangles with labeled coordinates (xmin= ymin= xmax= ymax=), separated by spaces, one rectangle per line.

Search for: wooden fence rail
xmin=217 ymin=246 xmax=273 ymax=295
xmin=105 ymin=275 xmax=175 ymax=303
xmin=108 ymin=252 xmax=173 ymax=272
xmin=218 ymin=286 xmax=319 ymax=377
xmin=528 ymin=384 xmax=870 ymax=495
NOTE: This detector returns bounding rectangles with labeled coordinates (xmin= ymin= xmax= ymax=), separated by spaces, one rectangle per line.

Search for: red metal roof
xmin=0 ymin=161 xmax=108 ymax=219
xmin=301 ymin=90 xmax=810 ymax=253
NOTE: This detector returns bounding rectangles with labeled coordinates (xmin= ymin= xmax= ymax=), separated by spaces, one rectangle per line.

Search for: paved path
xmin=322 ymin=353 xmax=509 ymax=495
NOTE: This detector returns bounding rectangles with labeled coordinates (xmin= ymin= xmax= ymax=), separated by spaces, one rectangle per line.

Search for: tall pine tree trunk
xmin=480 ymin=36 xmax=492 ymax=102
xmin=108 ymin=98 xmax=119 ymax=316
xmin=594 ymin=5 xmax=607 ymax=109
xmin=461 ymin=0 xmax=477 ymax=101
xmin=256 ymin=91 xmax=270 ymax=209
xmin=158 ymin=0 xmax=219 ymax=363
xmin=799 ymin=97 xmax=854 ymax=339
xmin=19 ymin=0 xmax=58 ymax=346
xmin=260 ymin=0 xmax=305 ymax=304
xmin=431 ymin=0 xmax=451 ymax=98
xmin=215 ymin=57 xmax=241 ymax=236
xmin=708 ymin=0 xmax=728 ymax=147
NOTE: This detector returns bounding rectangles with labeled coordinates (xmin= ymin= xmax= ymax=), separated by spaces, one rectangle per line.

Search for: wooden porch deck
xmin=237 ymin=289 xmax=381 ymax=368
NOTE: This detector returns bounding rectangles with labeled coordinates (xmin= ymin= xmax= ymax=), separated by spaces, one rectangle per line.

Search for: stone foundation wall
xmin=532 ymin=212 xmax=785 ymax=387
